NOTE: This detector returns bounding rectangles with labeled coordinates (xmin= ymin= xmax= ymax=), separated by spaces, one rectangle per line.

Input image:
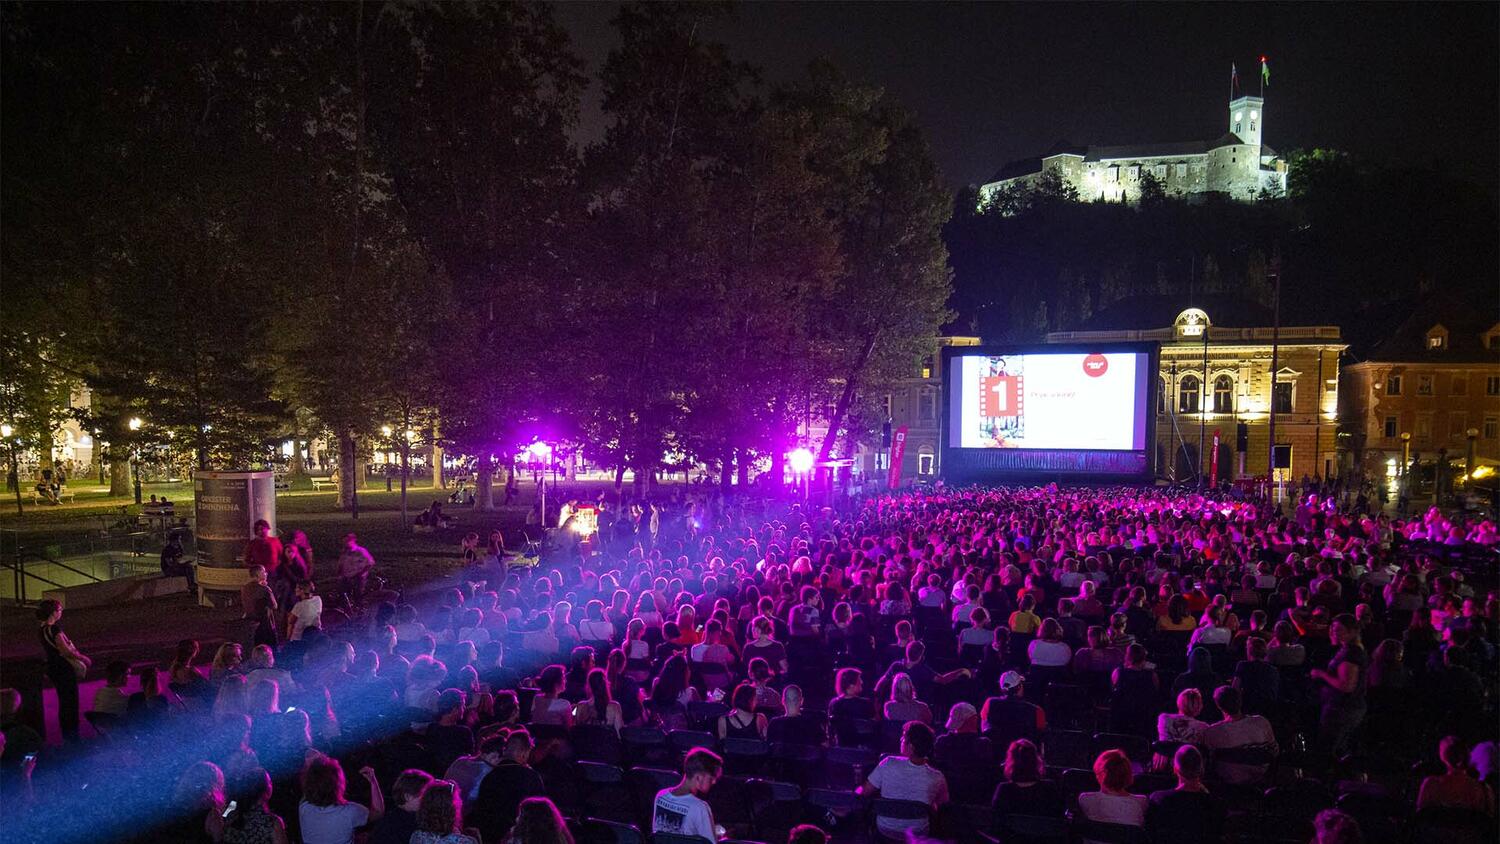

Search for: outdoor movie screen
xmin=947 ymin=349 xmax=1153 ymax=452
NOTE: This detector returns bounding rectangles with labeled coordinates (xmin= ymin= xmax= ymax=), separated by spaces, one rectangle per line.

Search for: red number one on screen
xmin=980 ymin=375 xmax=1021 ymax=419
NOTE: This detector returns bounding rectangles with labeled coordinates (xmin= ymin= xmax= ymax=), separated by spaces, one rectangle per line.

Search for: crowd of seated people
xmin=3 ymin=484 xmax=1497 ymax=844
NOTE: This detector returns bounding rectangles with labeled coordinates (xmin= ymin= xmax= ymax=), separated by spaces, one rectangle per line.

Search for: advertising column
xmin=194 ymin=470 xmax=276 ymax=605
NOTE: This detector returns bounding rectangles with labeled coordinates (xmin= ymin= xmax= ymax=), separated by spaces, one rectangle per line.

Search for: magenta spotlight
xmin=527 ymin=441 xmax=552 ymax=459
xmin=788 ymin=447 xmax=815 ymax=474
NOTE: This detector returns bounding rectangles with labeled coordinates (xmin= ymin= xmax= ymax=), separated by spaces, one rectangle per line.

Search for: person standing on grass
xmin=244 ymin=520 xmax=283 ymax=581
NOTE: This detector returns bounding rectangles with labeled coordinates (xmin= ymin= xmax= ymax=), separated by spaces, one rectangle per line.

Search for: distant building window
xmin=1417 ymin=375 xmax=1434 ymax=396
xmin=1272 ymin=380 xmax=1293 ymax=414
xmin=1127 ymin=166 xmax=1139 ymax=181
xmin=1488 ymin=376 xmax=1500 ymax=396
xmin=1249 ymin=118 xmax=1257 ymax=132
xmin=883 ymin=393 xmax=893 ymax=419
xmin=1386 ymin=374 xmax=1403 ymax=396
xmin=1415 ymin=414 xmax=1433 ymax=440
xmin=1383 ymin=416 xmax=1398 ymax=438
xmin=1427 ymin=335 xmax=1445 ymax=349
xmin=1152 ymin=164 xmax=1166 ymax=179
xmin=1174 ymin=164 xmax=1188 ymax=179
xmin=1106 ymin=167 xmax=1118 ymax=183
xmin=1452 ymin=376 xmax=1467 ymax=396
xmin=1212 ymin=375 xmax=1234 ymax=414
xmin=917 ymin=450 xmax=935 ymax=476
xmin=919 ymin=388 xmax=937 ymax=423
xmin=1178 ymin=375 xmax=1201 ymax=413
xmin=1486 ymin=416 xmax=1499 ymax=440
xmin=1451 ymin=413 xmax=1468 ymax=440
xmin=1234 ymin=123 xmax=1242 ymax=135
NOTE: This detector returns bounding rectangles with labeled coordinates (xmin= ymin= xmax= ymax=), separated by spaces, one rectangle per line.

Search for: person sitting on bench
xmin=160 ymin=532 xmax=197 ymax=591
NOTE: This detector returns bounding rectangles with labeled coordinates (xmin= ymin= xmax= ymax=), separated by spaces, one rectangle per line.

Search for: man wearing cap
xmin=981 ymin=671 xmax=1047 ymax=745
xmin=933 ymin=701 xmax=995 ymax=771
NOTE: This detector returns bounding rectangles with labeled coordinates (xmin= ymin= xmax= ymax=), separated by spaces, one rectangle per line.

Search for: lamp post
xmin=128 ymin=417 xmax=144 ymax=505
xmin=789 ymin=447 xmax=815 ymax=504
xmin=1399 ymin=431 xmax=1412 ymax=513
xmin=528 ymin=441 xmax=553 ymax=528
xmin=1466 ymin=428 xmax=1479 ymax=506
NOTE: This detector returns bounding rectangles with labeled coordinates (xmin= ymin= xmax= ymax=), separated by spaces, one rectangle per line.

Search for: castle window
xmin=1487 ymin=376 xmax=1500 ymax=396
xmin=1178 ymin=375 xmax=1201 ymax=414
xmin=1272 ymin=380 xmax=1293 ymax=414
xmin=1153 ymin=164 xmax=1166 ymax=179
xmin=1127 ymin=166 xmax=1139 ymax=181
xmin=1417 ymin=375 xmax=1434 ymax=396
xmin=1383 ymin=416 xmax=1398 ymax=438
xmin=1212 ymin=375 xmax=1235 ymax=414
xmin=1175 ymin=164 xmax=1188 ymax=179
xmin=1386 ymin=374 xmax=1403 ymax=395
xmin=1106 ymin=167 xmax=1118 ymax=183
xmin=1426 ymin=325 xmax=1448 ymax=349
xmin=1486 ymin=416 xmax=1499 ymax=439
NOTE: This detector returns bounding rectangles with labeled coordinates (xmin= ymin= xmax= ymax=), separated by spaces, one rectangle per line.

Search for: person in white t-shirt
xmin=299 ymin=755 xmax=384 ymax=844
xmin=288 ymin=581 xmax=323 ymax=641
xmin=652 ymin=748 xmax=723 ymax=841
xmin=1077 ymin=749 xmax=1148 ymax=842
xmin=859 ymin=721 xmax=949 ymax=839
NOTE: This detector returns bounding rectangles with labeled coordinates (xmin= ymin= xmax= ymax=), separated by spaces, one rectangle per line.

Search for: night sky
xmin=556 ymin=1 xmax=1500 ymax=191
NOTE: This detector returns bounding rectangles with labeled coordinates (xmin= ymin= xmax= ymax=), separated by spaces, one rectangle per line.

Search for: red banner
xmin=888 ymin=426 xmax=909 ymax=489
xmin=1211 ymin=429 xmax=1221 ymax=485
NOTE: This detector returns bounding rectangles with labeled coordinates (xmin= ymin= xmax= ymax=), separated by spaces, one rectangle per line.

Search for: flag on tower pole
xmin=1260 ymin=56 xmax=1270 ymax=94
xmin=1231 ymin=62 xmax=1239 ymax=96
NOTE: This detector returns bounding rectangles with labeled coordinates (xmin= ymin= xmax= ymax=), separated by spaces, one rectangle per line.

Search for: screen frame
xmin=940 ymin=341 xmax=1161 ymax=481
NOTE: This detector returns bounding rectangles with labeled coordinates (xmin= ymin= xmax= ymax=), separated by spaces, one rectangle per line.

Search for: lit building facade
xmin=1047 ymin=299 xmax=1344 ymax=482
xmin=1341 ymin=304 xmax=1500 ymax=491
xmin=979 ymin=94 xmax=1287 ymax=205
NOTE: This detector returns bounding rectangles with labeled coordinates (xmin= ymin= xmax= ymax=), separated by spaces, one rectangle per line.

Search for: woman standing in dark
xmin=37 ymin=599 xmax=88 ymax=742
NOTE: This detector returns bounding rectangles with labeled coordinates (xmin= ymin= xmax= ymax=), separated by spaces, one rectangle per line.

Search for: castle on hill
xmin=980 ymin=92 xmax=1289 ymax=205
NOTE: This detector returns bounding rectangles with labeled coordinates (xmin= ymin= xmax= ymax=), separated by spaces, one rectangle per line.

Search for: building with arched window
xmin=1047 ymin=296 xmax=1344 ymax=483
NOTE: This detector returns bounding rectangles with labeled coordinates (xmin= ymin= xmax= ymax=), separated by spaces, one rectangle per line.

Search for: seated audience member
xmin=768 ymin=684 xmax=825 ymax=746
xmin=1077 ymin=749 xmax=1149 ymax=836
xmin=299 ymin=755 xmax=385 ymax=844
xmin=860 ymin=721 xmax=949 ymax=840
xmin=981 ymin=671 xmax=1046 ymax=744
xmin=472 ymin=729 xmax=544 ymax=842
xmin=1416 ymin=735 xmax=1496 ymax=815
xmin=652 ymin=748 xmax=723 ymax=841
xmin=883 ymin=673 xmax=933 ymax=725
xmin=992 ymin=738 xmax=1064 ymax=822
xmin=1146 ymin=745 xmax=1226 ymax=840
xmin=1157 ymin=688 xmax=1208 ymax=744
xmin=1199 ymin=686 xmax=1278 ymax=786
xmin=1232 ymin=635 xmax=1281 ymax=715
xmin=370 ymin=769 xmax=433 ymax=844
xmin=91 ymin=661 xmax=132 ymax=717
xmin=410 ymin=779 xmax=479 ymax=844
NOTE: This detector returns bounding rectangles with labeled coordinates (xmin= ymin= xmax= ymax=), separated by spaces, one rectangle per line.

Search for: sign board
xmin=888 ymin=426 xmax=909 ymax=489
xmin=194 ymin=471 xmax=276 ymax=567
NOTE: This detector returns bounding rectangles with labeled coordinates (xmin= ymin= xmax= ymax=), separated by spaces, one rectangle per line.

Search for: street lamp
xmin=1 ymin=422 xmax=19 ymax=513
xmin=128 ymin=417 xmax=144 ymax=504
xmin=1466 ymin=427 xmax=1479 ymax=495
xmin=1399 ymin=432 xmax=1412 ymax=512
xmin=528 ymin=441 xmax=553 ymax=527
xmin=789 ymin=447 xmax=815 ymax=502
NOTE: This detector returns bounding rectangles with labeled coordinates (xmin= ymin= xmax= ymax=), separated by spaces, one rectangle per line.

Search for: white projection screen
xmin=941 ymin=343 xmax=1158 ymax=480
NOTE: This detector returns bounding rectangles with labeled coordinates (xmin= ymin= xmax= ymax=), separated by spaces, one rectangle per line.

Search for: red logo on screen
xmin=979 ymin=375 xmax=1022 ymax=418
xmin=1082 ymin=354 xmax=1109 ymax=378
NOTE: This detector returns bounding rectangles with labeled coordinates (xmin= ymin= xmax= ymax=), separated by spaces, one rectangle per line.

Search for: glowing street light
xmin=128 ymin=417 xmax=143 ymax=432
xmin=380 ymin=425 xmax=393 ymax=438
xmin=0 ymin=423 xmax=12 ymax=438
xmin=788 ymin=447 xmax=815 ymax=475
xmin=527 ymin=441 xmax=553 ymax=459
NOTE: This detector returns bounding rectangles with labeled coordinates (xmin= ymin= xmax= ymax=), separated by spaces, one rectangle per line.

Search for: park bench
xmin=29 ymin=488 xmax=76 ymax=505
xmin=311 ymin=477 xmax=338 ymax=492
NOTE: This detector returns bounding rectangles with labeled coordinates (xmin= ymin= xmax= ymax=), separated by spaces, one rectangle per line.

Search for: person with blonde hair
xmin=1077 ymin=749 xmax=1147 ymax=836
xmin=883 ymin=673 xmax=932 ymax=725
xmin=1157 ymin=688 xmax=1208 ymax=743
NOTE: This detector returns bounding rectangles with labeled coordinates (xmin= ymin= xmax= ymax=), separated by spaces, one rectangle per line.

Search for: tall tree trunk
xmin=720 ymin=442 xmax=734 ymax=493
xmin=818 ymin=329 xmax=880 ymax=463
xmin=8 ymin=450 xmax=23 ymax=515
xmin=475 ymin=457 xmax=494 ymax=511
xmin=338 ymin=432 xmax=358 ymax=512
xmin=109 ymin=455 xmax=131 ymax=496
xmin=288 ymin=416 xmax=306 ymax=478
xmin=399 ymin=442 xmax=409 ymax=527
xmin=429 ymin=419 xmax=443 ymax=489
xmin=614 ymin=463 xmax=625 ymax=491
xmin=736 ymin=447 xmax=749 ymax=488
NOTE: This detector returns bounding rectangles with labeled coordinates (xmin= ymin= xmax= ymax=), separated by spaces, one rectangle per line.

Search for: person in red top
xmin=244 ymin=520 xmax=283 ymax=579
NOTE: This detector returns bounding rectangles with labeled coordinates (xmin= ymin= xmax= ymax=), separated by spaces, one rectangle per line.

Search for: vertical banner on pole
xmin=1211 ymin=429 xmax=1221 ymax=485
xmin=887 ymin=427 xmax=909 ymax=489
